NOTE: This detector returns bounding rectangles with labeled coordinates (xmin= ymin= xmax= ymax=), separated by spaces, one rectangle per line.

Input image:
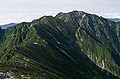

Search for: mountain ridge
xmin=0 ymin=23 xmax=17 ymax=29
xmin=0 ymin=11 xmax=120 ymax=79
xmin=108 ymin=18 xmax=120 ymax=22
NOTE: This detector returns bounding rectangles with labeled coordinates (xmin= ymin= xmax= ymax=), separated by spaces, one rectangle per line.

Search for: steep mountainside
xmin=56 ymin=11 xmax=120 ymax=77
xmin=0 ymin=11 xmax=120 ymax=79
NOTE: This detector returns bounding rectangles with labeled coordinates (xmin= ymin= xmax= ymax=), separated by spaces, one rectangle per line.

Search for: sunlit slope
xmin=0 ymin=11 xmax=119 ymax=79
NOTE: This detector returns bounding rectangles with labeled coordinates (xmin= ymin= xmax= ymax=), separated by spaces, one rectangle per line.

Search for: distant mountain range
xmin=0 ymin=23 xmax=17 ymax=29
xmin=0 ymin=19 xmax=119 ymax=30
xmin=108 ymin=18 xmax=120 ymax=22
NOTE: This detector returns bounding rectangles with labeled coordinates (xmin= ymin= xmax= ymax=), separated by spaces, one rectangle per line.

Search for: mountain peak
xmin=0 ymin=11 xmax=120 ymax=79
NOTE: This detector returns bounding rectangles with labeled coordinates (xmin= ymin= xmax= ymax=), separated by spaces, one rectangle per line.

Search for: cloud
xmin=0 ymin=0 xmax=120 ymax=24
xmin=101 ymin=13 xmax=120 ymax=18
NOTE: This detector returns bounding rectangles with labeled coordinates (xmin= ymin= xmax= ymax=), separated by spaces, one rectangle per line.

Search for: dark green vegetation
xmin=0 ymin=11 xmax=120 ymax=79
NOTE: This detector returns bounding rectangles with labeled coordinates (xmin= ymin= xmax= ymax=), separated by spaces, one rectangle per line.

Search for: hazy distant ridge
xmin=0 ymin=23 xmax=17 ymax=29
xmin=108 ymin=18 xmax=120 ymax=22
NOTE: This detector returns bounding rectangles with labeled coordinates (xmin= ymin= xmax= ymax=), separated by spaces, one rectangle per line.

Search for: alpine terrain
xmin=0 ymin=11 xmax=120 ymax=79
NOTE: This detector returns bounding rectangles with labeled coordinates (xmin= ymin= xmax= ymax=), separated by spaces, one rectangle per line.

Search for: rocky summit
xmin=0 ymin=11 xmax=120 ymax=79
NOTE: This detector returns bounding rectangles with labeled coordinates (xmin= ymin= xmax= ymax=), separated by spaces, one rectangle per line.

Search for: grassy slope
xmin=0 ymin=12 xmax=119 ymax=79
xmin=56 ymin=11 xmax=120 ymax=77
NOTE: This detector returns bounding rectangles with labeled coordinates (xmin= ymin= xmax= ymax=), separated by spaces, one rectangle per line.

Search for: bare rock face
xmin=0 ymin=71 xmax=15 ymax=79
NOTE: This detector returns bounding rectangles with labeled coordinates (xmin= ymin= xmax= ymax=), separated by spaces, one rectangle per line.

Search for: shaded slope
xmin=0 ymin=11 xmax=119 ymax=79
xmin=56 ymin=11 xmax=120 ymax=77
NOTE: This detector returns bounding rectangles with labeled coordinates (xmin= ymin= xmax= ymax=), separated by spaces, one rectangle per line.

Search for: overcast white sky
xmin=0 ymin=0 xmax=120 ymax=25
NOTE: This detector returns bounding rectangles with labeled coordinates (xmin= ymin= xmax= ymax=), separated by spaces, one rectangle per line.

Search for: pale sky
xmin=0 ymin=0 xmax=120 ymax=25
